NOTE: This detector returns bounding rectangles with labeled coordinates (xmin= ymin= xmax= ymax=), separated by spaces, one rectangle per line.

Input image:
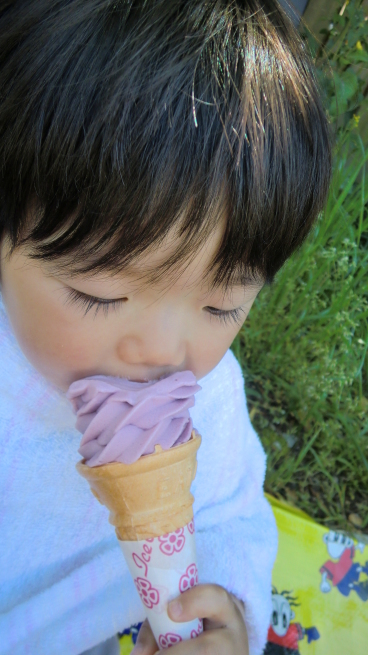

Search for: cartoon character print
xmin=119 ymin=621 xmax=143 ymax=645
xmin=264 ymin=588 xmax=320 ymax=655
xmin=319 ymin=530 xmax=368 ymax=601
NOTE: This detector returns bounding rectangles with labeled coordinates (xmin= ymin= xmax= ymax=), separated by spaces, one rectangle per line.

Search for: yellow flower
xmin=353 ymin=114 xmax=360 ymax=127
xmin=356 ymin=41 xmax=363 ymax=51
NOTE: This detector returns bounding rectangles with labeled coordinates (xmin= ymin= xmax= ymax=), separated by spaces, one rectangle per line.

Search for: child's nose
xmin=116 ymin=329 xmax=185 ymax=369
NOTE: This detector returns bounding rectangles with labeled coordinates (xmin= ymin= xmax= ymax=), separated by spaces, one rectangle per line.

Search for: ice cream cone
xmin=76 ymin=429 xmax=203 ymax=649
xmin=71 ymin=372 xmax=203 ymax=649
xmin=76 ymin=430 xmax=201 ymax=541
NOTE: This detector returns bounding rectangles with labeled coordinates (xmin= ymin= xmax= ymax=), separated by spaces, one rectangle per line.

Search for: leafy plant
xmin=232 ymin=1 xmax=368 ymax=534
xmin=301 ymin=0 xmax=368 ymax=136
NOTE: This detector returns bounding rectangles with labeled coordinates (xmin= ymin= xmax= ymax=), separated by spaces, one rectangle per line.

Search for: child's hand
xmin=132 ymin=583 xmax=249 ymax=654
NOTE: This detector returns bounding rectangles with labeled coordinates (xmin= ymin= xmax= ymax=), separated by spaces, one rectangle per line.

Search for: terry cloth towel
xmin=0 ymin=292 xmax=277 ymax=655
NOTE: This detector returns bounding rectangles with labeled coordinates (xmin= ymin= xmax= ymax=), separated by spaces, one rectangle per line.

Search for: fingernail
xmin=169 ymin=599 xmax=182 ymax=618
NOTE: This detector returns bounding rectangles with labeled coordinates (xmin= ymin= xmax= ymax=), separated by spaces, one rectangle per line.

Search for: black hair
xmin=0 ymin=0 xmax=332 ymax=290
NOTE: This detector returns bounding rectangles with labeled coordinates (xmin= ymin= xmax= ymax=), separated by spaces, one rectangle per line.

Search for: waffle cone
xmin=76 ymin=430 xmax=201 ymax=541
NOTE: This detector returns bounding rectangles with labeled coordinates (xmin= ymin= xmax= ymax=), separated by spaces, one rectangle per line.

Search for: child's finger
xmin=168 ymin=583 xmax=238 ymax=629
xmin=131 ymin=618 xmax=158 ymax=654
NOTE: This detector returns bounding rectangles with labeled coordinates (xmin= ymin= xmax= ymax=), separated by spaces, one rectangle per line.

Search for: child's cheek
xmin=5 ymin=294 xmax=96 ymax=380
xmin=195 ymin=329 xmax=239 ymax=376
xmin=1 ymin=260 xmax=104 ymax=388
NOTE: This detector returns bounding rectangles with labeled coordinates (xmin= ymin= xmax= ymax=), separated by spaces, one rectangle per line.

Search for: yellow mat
xmin=119 ymin=495 xmax=368 ymax=654
xmin=264 ymin=494 xmax=368 ymax=654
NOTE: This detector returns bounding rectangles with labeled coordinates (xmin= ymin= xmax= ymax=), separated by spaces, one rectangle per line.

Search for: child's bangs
xmin=16 ymin=175 xmax=255 ymax=293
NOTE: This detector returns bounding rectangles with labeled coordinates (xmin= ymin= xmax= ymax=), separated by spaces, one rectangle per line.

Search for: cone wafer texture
xmin=76 ymin=430 xmax=201 ymax=540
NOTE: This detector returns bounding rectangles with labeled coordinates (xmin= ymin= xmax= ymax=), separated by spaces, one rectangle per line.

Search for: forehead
xmin=118 ymin=220 xmax=226 ymax=288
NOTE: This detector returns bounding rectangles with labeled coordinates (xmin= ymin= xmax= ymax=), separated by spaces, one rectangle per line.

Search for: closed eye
xmin=63 ymin=287 xmax=246 ymax=326
xmin=63 ymin=287 xmax=127 ymax=318
xmin=205 ymin=306 xmax=246 ymax=327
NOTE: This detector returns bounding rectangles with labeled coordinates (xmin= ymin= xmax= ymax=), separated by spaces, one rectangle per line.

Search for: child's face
xmin=0 ymin=221 xmax=262 ymax=392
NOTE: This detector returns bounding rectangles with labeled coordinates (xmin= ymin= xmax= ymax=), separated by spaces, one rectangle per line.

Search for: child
xmin=0 ymin=1 xmax=332 ymax=654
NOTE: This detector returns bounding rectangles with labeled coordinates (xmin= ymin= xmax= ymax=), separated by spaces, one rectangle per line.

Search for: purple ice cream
xmin=67 ymin=371 xmax=201 ymax=466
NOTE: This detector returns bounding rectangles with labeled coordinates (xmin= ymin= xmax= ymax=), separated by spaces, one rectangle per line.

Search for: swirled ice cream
xmin=67 ymin=371 xmax=201 ymax=466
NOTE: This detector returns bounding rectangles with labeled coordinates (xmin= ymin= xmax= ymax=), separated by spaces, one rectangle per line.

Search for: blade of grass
xmin=282 ymin=430 xmax=321 ymax=485
xmin=328 ymin=150 xmax=368 ymax=223
xmin=336 ymin=413 xmax=368 ymax=473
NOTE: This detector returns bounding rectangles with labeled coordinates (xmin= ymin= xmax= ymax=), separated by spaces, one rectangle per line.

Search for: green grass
xmin=232 ymin=126 xmax=368 ymax=537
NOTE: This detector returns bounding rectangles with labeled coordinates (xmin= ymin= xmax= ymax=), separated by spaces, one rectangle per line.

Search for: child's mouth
xmin=126 ymin=373 xmax=180 ymax=383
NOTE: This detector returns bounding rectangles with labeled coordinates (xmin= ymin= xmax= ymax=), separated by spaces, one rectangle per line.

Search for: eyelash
xmin=64 ymin=288 xmax=125 ymax=318
xmin=64 ymin=288 xmax=245 ymax=326
xmin=206 ymin=306 xmax=246 ymax=327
